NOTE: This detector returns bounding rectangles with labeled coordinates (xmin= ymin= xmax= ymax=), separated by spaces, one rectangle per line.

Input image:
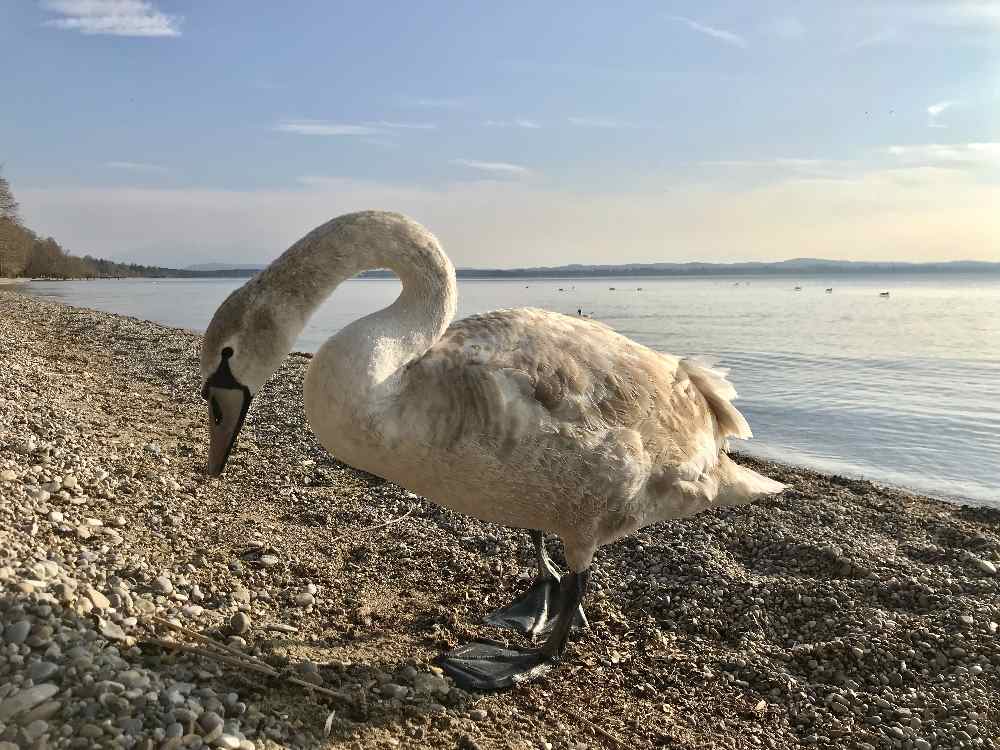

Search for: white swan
xmin=200 ymin=211 xmax=783 ymax=690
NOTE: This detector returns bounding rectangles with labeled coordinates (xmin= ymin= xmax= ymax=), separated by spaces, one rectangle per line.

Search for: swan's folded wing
xmin=395 ymin=309 xmax=730 ymax=477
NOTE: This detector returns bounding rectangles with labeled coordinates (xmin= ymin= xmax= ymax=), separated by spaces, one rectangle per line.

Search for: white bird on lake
xmin=200 ymin=211 xmax=784 ymax=690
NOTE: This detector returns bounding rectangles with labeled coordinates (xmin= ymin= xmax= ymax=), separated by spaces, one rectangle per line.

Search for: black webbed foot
xmin=439 ymin=641 xmax=552 ymax=690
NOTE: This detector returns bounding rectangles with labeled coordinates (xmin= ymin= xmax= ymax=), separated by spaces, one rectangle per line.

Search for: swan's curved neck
xmin=256 ymin=212 xmax=457 ymax=388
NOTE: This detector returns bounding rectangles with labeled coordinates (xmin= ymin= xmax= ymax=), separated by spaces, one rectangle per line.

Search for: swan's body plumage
xmin=326 ymin=309 xmax=777 ymax=569
xmin=203 ymin=211 xmax=783 ymax=686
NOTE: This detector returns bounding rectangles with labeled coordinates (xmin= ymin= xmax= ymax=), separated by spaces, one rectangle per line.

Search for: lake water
xmin=16 ymin=274 xmax=1000 ymax=508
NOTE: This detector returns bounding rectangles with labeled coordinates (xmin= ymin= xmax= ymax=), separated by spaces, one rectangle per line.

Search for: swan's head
xmin=200 ymin=283 xmax=295 ymax=476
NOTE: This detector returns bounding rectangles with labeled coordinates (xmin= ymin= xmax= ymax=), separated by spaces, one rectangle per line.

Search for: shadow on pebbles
xmin=0 ymin=291 xmax=998 ymax=750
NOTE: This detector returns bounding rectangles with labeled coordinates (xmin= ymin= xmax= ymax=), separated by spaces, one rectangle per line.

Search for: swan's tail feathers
xmin=715 ymin=453 xmax=785 ymax=507
xmin=680 ymin=358 xmax=753 ymax=440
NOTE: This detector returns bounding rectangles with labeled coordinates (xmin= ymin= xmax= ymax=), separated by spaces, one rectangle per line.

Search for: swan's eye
xmin=211 ymin=396 xmax=223 ymax=425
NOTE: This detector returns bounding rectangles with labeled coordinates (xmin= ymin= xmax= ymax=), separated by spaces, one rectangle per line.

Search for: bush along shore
xmin=1 ymin=289 xmax=998 ymax=750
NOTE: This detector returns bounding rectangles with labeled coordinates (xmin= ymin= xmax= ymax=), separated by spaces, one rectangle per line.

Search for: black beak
xmin=206 ymin=386 xmax=252 ymax=476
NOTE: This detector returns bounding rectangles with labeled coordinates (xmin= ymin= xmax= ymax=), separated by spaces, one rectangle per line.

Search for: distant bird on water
xmin=199 ymin=211 xmax=783 ymax=690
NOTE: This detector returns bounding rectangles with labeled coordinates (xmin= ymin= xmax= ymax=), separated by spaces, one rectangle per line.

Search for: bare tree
xmin=0 ymin=165 xmax=20 ymax=224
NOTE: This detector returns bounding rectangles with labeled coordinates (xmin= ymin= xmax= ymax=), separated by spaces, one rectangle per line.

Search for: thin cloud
xmin=104 ymin=161 xmax=169 ymax=173
xmin=485 ymin=119 xmax=541 ymax=129
xmin=41 ymin=0 xmax=181 ymax=37
xmin=882 ymin=2 xmax=1000 ymax=29
xmin=701 ymin=157 xmax=841 ymax=178
xmin=369 ymin=121 xmax=437 ymax=130
xmin=887 ymin=142 xmax=1000 ymax=167
xmin=451 ymin=159 xmax=531 ymax=176
xmin=275 ymin=121 xmax=381 ymax=136
xmin=668 ymin=15 xmax=748 ymax=49
xmin=926 ymin=100 xmax=956 ymax=128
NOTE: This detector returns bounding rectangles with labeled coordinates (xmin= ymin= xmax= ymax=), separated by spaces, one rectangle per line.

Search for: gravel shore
xmin=1 ymin=289 xmax=998 ymax=750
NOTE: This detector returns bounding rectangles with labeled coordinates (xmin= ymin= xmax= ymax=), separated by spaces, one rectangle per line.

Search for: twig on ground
xmin=326 ymin=505 xmax=415 ymax=547
xmin=149 ymin=619 xmax=350 ymax=701
xmin=153 ymin=616 xmax=273 ymax=671
xmin=556 ymin=705 xmax=628 ymax=749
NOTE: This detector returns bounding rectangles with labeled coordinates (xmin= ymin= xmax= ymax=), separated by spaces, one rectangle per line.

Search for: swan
xmin=200 ymin=211 xmax=784 ymax=690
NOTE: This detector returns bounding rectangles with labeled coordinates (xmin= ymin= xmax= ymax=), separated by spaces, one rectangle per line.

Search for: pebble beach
xmin=1 ymin=289 xmax=998 ymax=750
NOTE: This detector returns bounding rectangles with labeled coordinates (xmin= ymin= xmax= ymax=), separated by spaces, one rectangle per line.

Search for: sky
xmin=3 ymin=0 xmax=1000 ymax=268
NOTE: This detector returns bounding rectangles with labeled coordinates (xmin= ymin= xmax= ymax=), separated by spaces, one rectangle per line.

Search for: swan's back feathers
xmin=394 ymin=310 xmax=763 ymax=480
xmin=678 ymin=358 xmax=753 ymax=440
xmin=382 ymin=307 xmax=782 ymax=539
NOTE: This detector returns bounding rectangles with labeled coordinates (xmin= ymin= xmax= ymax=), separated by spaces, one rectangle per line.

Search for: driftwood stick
xmin=557 ymin=705 xmax=628 ymax=748
xmin=150 ymin=624 xmax=350 ymax=701
xmin=327 ymin=505 xmax=415 ymax=547
xmin=149 ymin=637 xmax=278 ymax=677
xmin=153 ymin=615 xmax=276 ymax=673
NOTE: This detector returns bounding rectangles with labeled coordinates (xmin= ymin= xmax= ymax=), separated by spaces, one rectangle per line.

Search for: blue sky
xmin=3 ymin=1 xmax=1000 ymax=267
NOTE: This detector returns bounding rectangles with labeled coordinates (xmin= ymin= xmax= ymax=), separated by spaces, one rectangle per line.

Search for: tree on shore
xmin=1 ymin=165 xmax=181 ymax=279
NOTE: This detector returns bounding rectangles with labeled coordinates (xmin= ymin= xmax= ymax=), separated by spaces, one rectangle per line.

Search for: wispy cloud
xmin=104 ymin=161 xmax=169 ymax=173
xmin=855 ymin=28 xmax=899 ymax=48
xmin=926 ymin=100 xmax=956 ymax=128
xmin=701 ymin=157 xmax=842 ymax=178
xmin=451 ymin=159 xmax=531 ymax=176
xmin=41 ymin=0 xmax=181 ymax=37
xmin=485 ymin=119 xmax=541 ymax=129
xmin=887 ymin=142 xmax=1000 ymax=167
xmin=369 ymin=121 xmax=437 ymax=130
xmin=568 ymin=116 xmax=642 ymax=129
xmin=275 ymin=121 xmax=380 ymax=136
xmin=885 ymin=2 xmax=1000 ymax=29
xmin=668 ymin=15 xmax=748 ymax=49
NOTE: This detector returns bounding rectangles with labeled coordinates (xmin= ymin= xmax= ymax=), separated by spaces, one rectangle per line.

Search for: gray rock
xmin=98 ymin=618 xmax=127 ymax=641
xmin=973 ymin=558 xmax=997 ymax=576
xmin=0 ymin=683 xmax=60 ymax=721
xmin=380 ymin=683 xmax=408 ymax=700
xmin=21 ymin=700 xmax=61 ymax=723
xmin=154 ymin=575 xmax=174 ymax=594
xmin=3 ymin=620 xmax=31 ymax=644
xmin=22 ymin=719 xmax=48 ymax=742
xmin=293 ymin=592 xmax=314 ymax=607
xmin=229 ymin=612 xmax=251 ymax=635
xmin=199 ymin=711 xmax=224 ymax=734
xmin=413 ymin=673 xmax=449 ymax=695
xmin=85 ymin=586 xmax=111 ymax=610
xmin=28 ymin=661 xmax=59 ymax=682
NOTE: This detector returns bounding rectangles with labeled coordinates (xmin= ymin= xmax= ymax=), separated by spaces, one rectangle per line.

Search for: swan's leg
xmin=484 ymin=530 xmax=587 ymax=636
xmin=440 ymin=568 xmax=591 ymax=691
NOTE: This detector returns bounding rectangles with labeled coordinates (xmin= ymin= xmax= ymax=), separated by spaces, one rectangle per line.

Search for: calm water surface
xmin=18 ymin=274 xmax=1000 ymax=507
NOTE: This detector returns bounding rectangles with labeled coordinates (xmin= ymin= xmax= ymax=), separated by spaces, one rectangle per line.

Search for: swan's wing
xmin=394 ymin=308 xmax=743 ymax=482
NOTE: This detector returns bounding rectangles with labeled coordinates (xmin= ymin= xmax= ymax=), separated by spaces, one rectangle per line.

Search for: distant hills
xmin=185 ymin=262 xmax=270 ymax=272
xmin=181 ymin=258 xmax=1000 ymax=279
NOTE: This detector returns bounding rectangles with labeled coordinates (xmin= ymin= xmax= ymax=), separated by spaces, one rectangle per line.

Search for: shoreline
xmin=1 ymin=289 xmax=999 ymax=749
